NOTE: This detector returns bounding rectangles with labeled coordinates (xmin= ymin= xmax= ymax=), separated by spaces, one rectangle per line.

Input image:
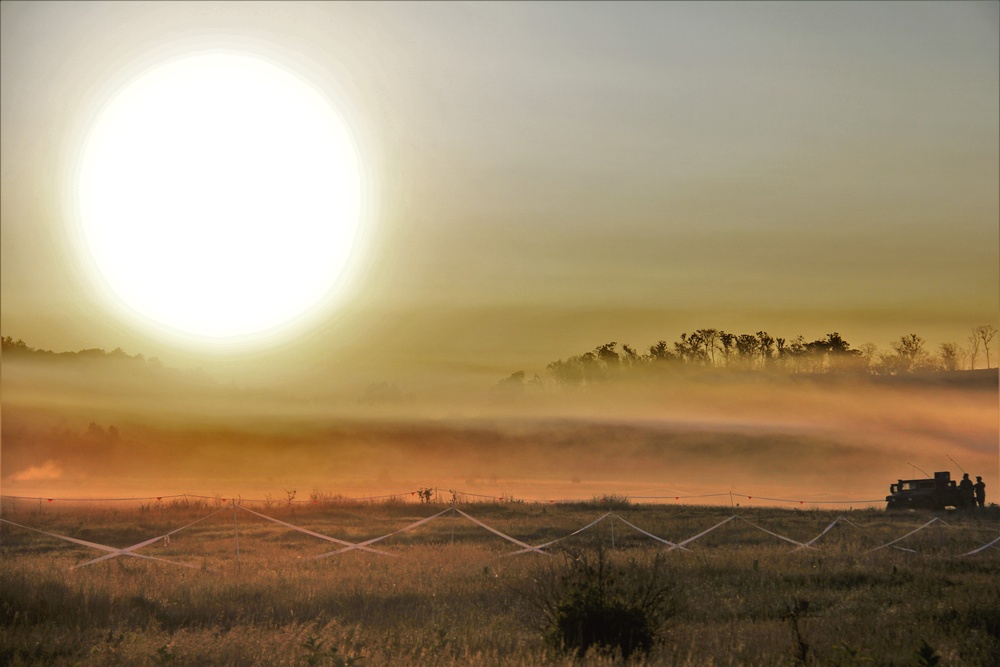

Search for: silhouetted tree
xmin=514 ymin=326 xmax=977 ymax=389
xmin=718 ymin=332 xmax=736 ymax=367
xmin=496 ymin=371 xmax=526 ymax=390
xmin=734 ymin=334 xmax=758 ymax=368
xmin=781 ymin=336 xmax=808 ymax=373
xmin=756 ymin=331 xmax=775 ymax=367
xmin=775 ymin=337 xmax=787 ymax=362
xmin=797 ymin=338 xmax=827 ymax=373
xmin=974 ymin=325 xmax=997 ymax=369
xmin=646 ymin=340 xmax=675 ymax=365
xmin=939 ymin=343 xmax=962 ymax=371
xmin=1 ymin=336 xmax=31 ymax=351
xmin=673 ymin=332 xmax=710 ymax=365
xmin=697 ymin=328 xmax=720 ymax=366
xmin=889 ymin=334 xmax=930 ymax=373
xmin=825 ymin=332 xmax=850 ymax=354
xmin=595 ymin=342 xmax=620 ymax=369
xmin=621 ymin=343 xmax=640 ymax=368
xmin=802 ymin=332 xmax=863 ymax=373
xmin=859 ymin=342 xmax=879 ymax=373
xmin=548 ymin=358 xmax=584 ymax=386
xmin=967 ymin=329 xmax=981 ymax=369
xmin=494 ymin=370 xmax=544 ymax=401
xmin=578 ymin=351 xmax=602 ymax=384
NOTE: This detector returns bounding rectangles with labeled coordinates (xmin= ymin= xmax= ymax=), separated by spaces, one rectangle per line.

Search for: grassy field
xmin=1 ymin=498 xmax=998 ymax=666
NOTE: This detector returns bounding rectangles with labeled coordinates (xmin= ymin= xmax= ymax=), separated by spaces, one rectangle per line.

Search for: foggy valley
xmin=3 ymin=337 xmax=996 ymax=506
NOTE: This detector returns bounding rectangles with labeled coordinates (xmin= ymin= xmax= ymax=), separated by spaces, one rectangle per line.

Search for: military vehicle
xmin=885 ymin=471 xmax=963 ymax=511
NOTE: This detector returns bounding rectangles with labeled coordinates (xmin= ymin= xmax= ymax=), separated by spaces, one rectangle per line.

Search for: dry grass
xmin=1 ymin=500 xmax=998 ymax=665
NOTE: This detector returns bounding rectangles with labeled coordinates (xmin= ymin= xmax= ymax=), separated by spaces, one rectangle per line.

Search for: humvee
xmin=885 ymin=471 xmax=963 ymax=511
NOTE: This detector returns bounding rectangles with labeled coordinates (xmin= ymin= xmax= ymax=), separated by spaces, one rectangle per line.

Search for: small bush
xmin=526 ymin=547 xmax=682 ymax=660
xmin=593 ymin=494 xmax=631 ymax=509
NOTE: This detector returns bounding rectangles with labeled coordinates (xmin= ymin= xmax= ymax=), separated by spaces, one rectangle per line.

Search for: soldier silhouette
xmin=959 ymin=473 xmax=975 ymax=510
xmin=973 ymin=476 xmax=986 ymax=508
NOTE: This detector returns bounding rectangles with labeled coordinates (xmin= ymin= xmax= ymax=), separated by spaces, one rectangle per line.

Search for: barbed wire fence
xmin=2 ymin=488 xmax=998 ymax=569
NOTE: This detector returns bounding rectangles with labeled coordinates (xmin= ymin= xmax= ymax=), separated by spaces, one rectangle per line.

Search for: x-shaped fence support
xmin=1 ymin=509 xmax=226 ymax=570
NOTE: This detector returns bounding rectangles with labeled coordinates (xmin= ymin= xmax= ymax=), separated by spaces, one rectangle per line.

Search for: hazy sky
xmin=2 ymin=1 xmax=998 ymax=386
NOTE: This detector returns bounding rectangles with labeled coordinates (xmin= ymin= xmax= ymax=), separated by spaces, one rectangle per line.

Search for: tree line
xmin=498 ymin=325 xmax=998 ymax=391
xmin=1 ymin=336 xmax=165 ymax=367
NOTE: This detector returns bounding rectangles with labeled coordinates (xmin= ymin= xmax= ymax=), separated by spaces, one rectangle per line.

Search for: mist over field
xmin=3 ymin=343 xmax=996 ymax=506
xmin=3 ymin=2 xmax=997 ymax=511
xmin=2 ymin=5 xmax=997 ymax=665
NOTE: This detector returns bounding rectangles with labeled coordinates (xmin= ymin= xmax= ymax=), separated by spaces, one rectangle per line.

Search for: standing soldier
xmin=973 ymin=476 xmax=986 ymax=508
xmin=959 ymin=473 xmax=975 ymax=509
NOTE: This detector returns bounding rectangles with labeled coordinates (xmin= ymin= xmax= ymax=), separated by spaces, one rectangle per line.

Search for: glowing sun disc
xmin=78 ymin=52 xmax=362 ymax=341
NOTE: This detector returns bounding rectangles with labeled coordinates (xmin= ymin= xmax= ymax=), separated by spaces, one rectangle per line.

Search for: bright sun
xmin=77 ymin=52 xmax=362 ymax=342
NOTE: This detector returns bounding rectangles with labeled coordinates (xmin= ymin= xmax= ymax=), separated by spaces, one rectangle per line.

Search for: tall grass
xmin=1 ymin=502 xmax=997 ymax=665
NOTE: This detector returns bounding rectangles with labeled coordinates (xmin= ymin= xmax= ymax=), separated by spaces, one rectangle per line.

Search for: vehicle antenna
xmin=947 ymin=455 xmax=966 ymax=475
xmin=907 ymin=462 xmax=930 ymax=477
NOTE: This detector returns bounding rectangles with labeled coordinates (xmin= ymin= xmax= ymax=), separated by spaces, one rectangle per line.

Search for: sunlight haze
xmin=2 ymin=1 xmax=997 ymax=379
xmin=1 ymin=1 xmax=997 ymax=503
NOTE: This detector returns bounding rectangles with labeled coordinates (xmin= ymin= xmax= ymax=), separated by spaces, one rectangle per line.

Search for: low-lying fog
xmin=2 ymin=350 xmax=996 ymax=507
